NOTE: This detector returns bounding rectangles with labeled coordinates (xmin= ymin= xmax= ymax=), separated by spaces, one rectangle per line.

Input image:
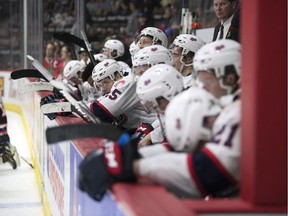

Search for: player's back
xmin=203 ymin=100 xmax=241 ymax=181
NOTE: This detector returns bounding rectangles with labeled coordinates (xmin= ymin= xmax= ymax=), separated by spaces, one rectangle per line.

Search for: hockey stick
xmin=40 ymin=98 xmax=92 ymax=123
xmin=54 ymin=32 xmax=96 ymax=66
xmin=26 ymin=55 xmax=94 ymax=123
xmin=20 ymin=156 xmax=34 ymax=169
xmin=10 ymin=69 xmax=48 ymax=81
xmin=18 ymin=82 xmax=54 ymax=94
xmin=46 ymin=123 xmax=123 ymax=144
xmin=50 ymin=80 xmax=100 ymax=124
xmin=27 ymin=55 xmax=54 ymax=81
xmin=40 ymin=100 xmax=92 ymax=124
xmin=26 ymin=55 xmax=79 ymax=99
xmin=53 ymin=32 xmax=87 ymax=52
xmin=11 ymin=69 xmax=55 ymax=93
xmin=40 ymin=101 xmax=72 ymax=114
xmin=80 ymin=30 xmax=97 ymax=66
xmin=52 ymin=32 xmax=77 ymax=60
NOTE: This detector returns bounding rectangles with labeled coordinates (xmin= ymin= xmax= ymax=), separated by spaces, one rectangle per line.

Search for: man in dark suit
xmin=212 ymin=0 xmax=240 ymax=42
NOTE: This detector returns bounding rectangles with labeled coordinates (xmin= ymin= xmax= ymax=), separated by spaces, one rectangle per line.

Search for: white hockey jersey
xmin=138 ymin=100 xmax=241 ymax=198
xmin=182 ymin=74 xmax=197 ymax=90
xmin=91 ymin=80 xmax=157 ymax=129
xmin=203 ymin=99 xmax=241 ymax=181
xmin=150 ymin=114 xmax=166 ymax=144
xmin=82 ymin=81 xmax=102 ymax=103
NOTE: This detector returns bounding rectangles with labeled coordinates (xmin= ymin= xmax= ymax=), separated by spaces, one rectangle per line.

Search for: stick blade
xmin=10 ymin=69 xmax=48 ymax=81
xmin=53 ymin=32 xmax=87 ymax=52
xmin=40 ymin=102 xmax=72 ymax=114
xmin=46 ymin=123 xmax=123 ymax=144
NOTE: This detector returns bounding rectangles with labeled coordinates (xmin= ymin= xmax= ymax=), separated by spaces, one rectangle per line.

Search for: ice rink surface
xmin=0 ymin=111 xmax=43 ymax=216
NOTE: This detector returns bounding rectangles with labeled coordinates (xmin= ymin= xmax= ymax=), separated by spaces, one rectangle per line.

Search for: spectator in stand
xmin=166 ymin=0 xmax=182 ymax=28
xmin=136 ymin=12 xmax=148 ymax=34
xmin=78 ymin=48 xmax=90 ymax=66
xmin=86 ymin=0 xmax=110 ymax=16
xmin=57 ymin=45 xmax=73 ymax=79
xmin=53 ymin=40 xmax=62 ymax=57
xmin=86 ymin=0 xmax=98 ymax=16
xmin=135 ymin=0 xmax=162 ymax=26
xmin=159 ymin=4 xmax=179 ymax=45
xmin=43 ymin=41 xmax=62 ymax=78
xmin=159 ymin=4 xmax=174 ymax=33
xmin=125 ymin=1 xmax=140 ymax=35
xmin=109 ymin=0 xmax=128 ymax=15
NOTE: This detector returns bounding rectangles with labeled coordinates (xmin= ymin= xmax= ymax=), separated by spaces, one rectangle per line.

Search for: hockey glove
xmin=40 ymin=92 xmax=64 ymax=106
xmin=40 ymin=92 xmax=68 ymax=120
xmin=131 ymin=123 xmax=154 ymax=143
xmin=78 ymin=133 xmax=139 ymax=201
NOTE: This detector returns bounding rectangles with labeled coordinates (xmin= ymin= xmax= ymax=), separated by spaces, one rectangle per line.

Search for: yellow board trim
xmin=4 ymin=102 xmax=52 ymax=216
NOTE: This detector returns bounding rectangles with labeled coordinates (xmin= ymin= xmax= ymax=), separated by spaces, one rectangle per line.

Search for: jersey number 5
xmin=109 ymin=89 xmax=121 ymax=100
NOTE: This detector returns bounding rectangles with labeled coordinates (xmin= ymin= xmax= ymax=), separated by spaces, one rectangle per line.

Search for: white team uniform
xmin=203 ymin=99 xmax=241 ymax=182
xmin=139 ymin=143 xmax=170 ymax=158
xmin=62 ymin=78 xmax=84 ymax=100
xmin=110 ymin=73 xmax=133 ymax=92
xmin=139 ymin=114 xmax=168 ymax=157
xmin=182 ymin=74 xmax=197 ymax=89
xmin=150 ymin=114 xmax=165 ymax=144
xmin=121 ymin=70 xmax=135 ymax=85
xmin=91 ymin=80 xmax=157 ymax=129
xmin=182 ymin=74 xmax=195 ymax=89
xmin=138 ymin=100 xmax=241 ymax=198
xmin=82 ymin=81 xmax=102 ymax=103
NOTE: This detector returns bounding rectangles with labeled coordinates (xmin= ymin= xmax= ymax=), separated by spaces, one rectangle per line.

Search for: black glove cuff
xmin=78 ymin=149 xmax=114 ymax=201
xmin=0 ymin=134 xmax=10 ymax=143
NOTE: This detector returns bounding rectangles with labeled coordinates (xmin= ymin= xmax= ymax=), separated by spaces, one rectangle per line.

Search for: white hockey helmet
xmin=193 ymin=39 xmax=241 ymax=92
xmin=92 ymin=59 xmax=122 ymax=82
xmin=132 ymin=45 xmax=173 ymax=68
xmin=117 ymin=61 xmax=131 ymax=76
xmin=172 ymin=34 xmax=205 ymax=64
xmin=136 ymin=64 xmax=183 ymax=112
xmin=139 ymin=27 xmax=168 ymax=48
xmin=165 ymin=87 xmax=222 ymax=152
xmin=63 ymin=60 xmax=85 ymax=80
xmin=103 ymin=39 xmax=125 ymax=59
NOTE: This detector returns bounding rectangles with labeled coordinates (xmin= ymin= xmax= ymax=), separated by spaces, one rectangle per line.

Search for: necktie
xmin=219 ymin=24 xmax=224 ymax=39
